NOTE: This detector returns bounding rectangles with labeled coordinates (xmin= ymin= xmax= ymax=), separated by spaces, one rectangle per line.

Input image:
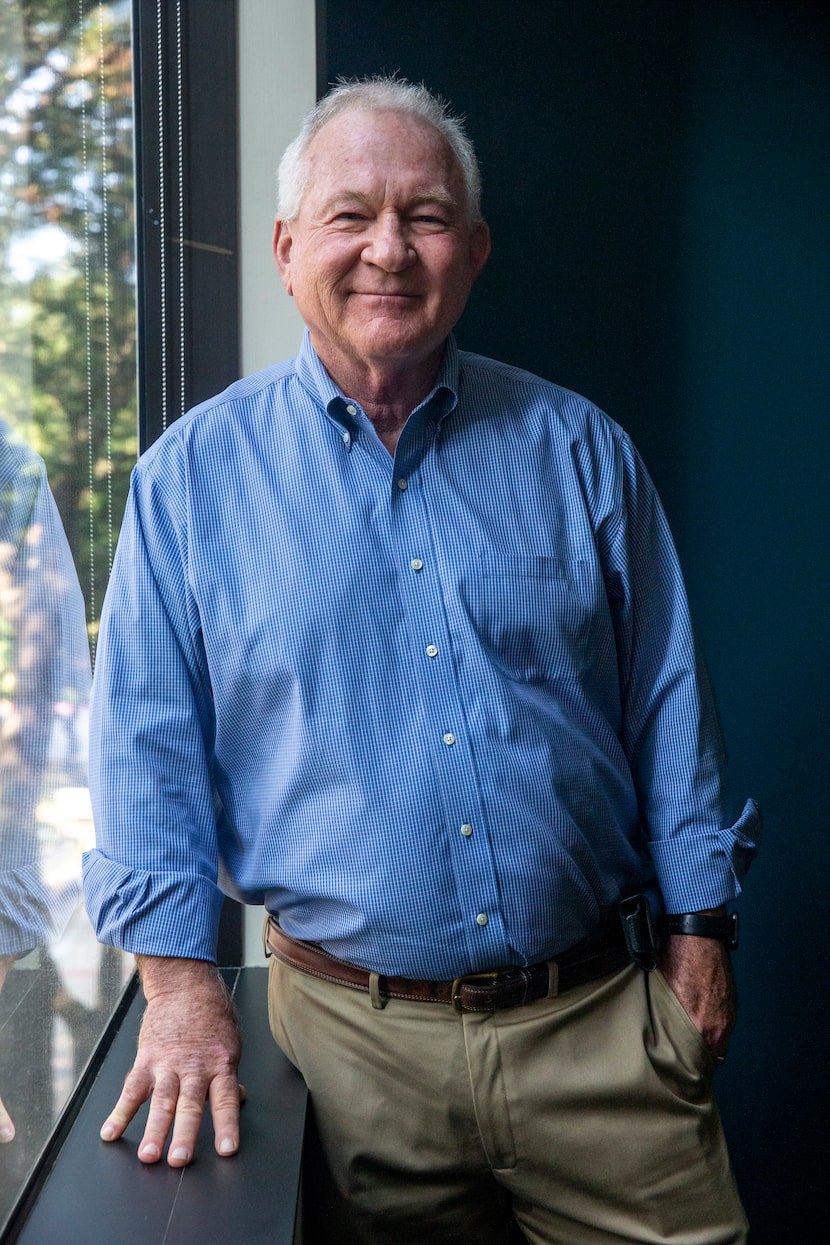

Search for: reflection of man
xmin=84 ymin=79 xmax=760 ymax=1243
xmin=1 ymin=419 xmax=90 ymax=1144
xmin=0 ymin=957 xmax=13 ymax=1142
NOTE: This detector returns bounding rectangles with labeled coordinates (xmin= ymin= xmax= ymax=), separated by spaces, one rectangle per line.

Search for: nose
xmin=362 ymin=213 xmax=415 ymax=272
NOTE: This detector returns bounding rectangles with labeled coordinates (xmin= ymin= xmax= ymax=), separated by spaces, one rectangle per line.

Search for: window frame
xmin=133 ymin=0 xmax=240 ymax=451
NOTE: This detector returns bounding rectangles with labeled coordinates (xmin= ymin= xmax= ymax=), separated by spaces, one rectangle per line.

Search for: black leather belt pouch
xmin=618 ymin=892 xmax=666 ymax=972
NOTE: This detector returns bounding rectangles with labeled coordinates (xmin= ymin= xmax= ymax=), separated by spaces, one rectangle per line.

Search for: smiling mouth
xmin=352 ymin=291 xmax=418 ymax=300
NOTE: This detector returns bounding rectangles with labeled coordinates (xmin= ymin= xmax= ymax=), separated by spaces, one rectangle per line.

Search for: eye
xmin=411 ymin=214 xmax=448 ymax=230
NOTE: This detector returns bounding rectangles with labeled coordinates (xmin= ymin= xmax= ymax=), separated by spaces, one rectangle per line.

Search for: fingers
xmin=100 ymin=1070 xmax=245 ymax=1165
xmin=100 ymin=1065 xmax=154 ymax=1144
xmin=0 ymin=1093 xmax=15 ymax=1144
xmin=148 ymin=1075 xmax=208 ymax=1166
xmin=206 ymin=1072 xmax=244 ymax=1158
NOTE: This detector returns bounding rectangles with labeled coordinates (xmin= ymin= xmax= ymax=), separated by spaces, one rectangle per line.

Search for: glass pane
xmin=1 ymin=0 xmax=135 ymax=1224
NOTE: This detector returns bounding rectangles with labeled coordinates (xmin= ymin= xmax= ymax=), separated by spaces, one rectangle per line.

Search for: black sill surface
xmin=10 ymin=967 xmax=306 ymax=1245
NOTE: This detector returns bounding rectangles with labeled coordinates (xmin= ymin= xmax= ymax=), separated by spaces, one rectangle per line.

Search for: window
xmin=1 ymin=1 xmax=135 ymax=1227
xmin=3 ymin=1 xmax=241 ymax=1227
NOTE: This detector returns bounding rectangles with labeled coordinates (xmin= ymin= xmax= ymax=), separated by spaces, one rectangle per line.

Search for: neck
xmin=313 ymin=339 xmax=445 ymax=455
xmin=358 ymin=384 xmax=421 ymax=455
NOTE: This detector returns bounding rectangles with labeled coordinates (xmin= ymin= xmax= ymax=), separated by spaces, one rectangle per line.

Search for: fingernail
xmin=100 ymin=1124 xmax=116 ymax=1141
xmin=140 ymin=1142 xmax=160 ymax=1160
xmin=0 ymin=1124 xmax=14 ymax=1143
xmin=219 ymin=1137 xmax=237 ymax=1155
xmin=170 ymin=1146 xmax=189 ymax=1162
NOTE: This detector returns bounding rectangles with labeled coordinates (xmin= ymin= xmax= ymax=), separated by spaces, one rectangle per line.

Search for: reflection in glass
xmin=0 ymin=1 xmax=135 ymax=1226
xmin=1 ymin=421 xmax=91 ymax=1135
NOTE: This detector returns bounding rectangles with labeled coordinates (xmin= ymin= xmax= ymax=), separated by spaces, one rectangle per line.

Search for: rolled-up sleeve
xmin=601 ymin=432 xmax=762 ymax=912
xmin=82 ymin=452 xmax=224 ymax=960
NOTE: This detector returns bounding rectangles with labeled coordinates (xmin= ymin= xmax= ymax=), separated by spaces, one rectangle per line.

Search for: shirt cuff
xmin=648 ymin=797 xmax=762 ymax=913
xmin=82 ymin=850 xmax=224 ymax=961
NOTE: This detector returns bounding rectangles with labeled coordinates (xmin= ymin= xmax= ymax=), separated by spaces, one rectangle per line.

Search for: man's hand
xmin=100 ymin=956 xmax=244 ymax=1166
xmin=0 ymin=955 xmax=15 ymax=1143
xmin=659 ymin=909 xmax=737 ymax=1061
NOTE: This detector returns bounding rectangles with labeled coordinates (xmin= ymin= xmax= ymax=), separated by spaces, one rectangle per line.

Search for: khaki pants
xmin=268 ymin=957 xmax=747 ymax=1245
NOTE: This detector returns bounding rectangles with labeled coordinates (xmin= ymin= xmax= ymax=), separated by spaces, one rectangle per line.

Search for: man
xmin=83 ymin=78 xmax=760 ymax=1243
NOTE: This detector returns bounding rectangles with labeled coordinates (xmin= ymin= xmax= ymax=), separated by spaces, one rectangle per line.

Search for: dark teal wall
xmin=322 ymin=1 xmax=830 ymax=1236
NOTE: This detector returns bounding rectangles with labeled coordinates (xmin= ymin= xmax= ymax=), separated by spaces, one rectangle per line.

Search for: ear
xmin=468 ymin=220 xmax=491 ymax=282
xmin=273 ymin=218 xmax=294 ymax=295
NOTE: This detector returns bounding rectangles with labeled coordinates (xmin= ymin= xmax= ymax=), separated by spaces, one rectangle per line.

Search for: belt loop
xmin=262 ymin=913 xmax=272 ymax=960
xmin=369 ymin=972 xmax=387 ymax=1010
xmin=546 ymin=960 xmax=559 ymax=998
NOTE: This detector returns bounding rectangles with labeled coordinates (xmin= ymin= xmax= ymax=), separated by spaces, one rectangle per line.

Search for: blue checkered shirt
xmin=82 ymin=333 xmax=760 ymax=977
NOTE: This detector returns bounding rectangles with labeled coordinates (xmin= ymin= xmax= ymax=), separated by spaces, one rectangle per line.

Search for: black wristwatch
xmin=666 ymin=912 xmax=739 ymax=950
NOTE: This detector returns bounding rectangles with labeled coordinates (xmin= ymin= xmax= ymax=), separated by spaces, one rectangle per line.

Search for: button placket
xmin=389 ymin=441 xmax=507 ymax=967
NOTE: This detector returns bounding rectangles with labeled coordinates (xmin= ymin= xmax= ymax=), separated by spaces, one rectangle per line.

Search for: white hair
xmin=276 ymin=76 xmax=483 ymax=225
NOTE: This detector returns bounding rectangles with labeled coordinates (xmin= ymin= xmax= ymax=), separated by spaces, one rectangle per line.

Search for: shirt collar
xmin=294 ymin=330 xmax=460 ymax=432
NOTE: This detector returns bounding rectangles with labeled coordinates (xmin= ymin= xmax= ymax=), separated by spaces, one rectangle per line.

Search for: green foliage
xmin=0 ymin=1 xmax=137 ymax=642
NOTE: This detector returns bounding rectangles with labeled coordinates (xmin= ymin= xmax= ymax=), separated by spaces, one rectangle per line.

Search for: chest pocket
xmin=458 ymin=554 xmax=601 ymax=685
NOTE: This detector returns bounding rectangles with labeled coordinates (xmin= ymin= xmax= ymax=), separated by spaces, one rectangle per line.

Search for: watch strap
xmin=666 ymin=912 xmax=739 ymax=950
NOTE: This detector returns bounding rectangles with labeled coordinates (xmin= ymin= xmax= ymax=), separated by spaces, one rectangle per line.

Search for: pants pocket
xmin=645 ymin=968 xmax=717 ymax=1103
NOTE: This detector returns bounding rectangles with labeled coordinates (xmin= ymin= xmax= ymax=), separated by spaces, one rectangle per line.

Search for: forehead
xmin=304 ymin=108 xmax=464 ymax=205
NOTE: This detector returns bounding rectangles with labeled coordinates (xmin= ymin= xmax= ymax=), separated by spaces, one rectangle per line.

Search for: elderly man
xmin=83 ymin=78 xmax=760 ymax=1244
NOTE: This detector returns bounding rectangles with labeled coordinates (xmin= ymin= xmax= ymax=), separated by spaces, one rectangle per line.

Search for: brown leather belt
xmin=265 ymin=915 xmax=630 ymax=1013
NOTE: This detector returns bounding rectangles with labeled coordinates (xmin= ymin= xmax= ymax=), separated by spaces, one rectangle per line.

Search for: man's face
xmin=273 ymin=109 xmax=490 ymax=387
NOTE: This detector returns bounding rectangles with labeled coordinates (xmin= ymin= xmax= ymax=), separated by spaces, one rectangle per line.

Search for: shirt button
xmin=410 ymin=558 xmax=423 ymax=572
xmin=345 ymin=404 xmax=357 ymax=416
xmin=443 ymin=732 xmax=456 ymax=746
xmin=425 ymin=644 xmax=439 ymax=658
xmin=342 ymin=431 xmax=351 ymax=445
xmin=476 ymin=913 xmax=489 ymax=927
xmin=460 ymin=823 xmax=473 ymax=837
xmin=397 ymin=478 xmax=408 ymax=490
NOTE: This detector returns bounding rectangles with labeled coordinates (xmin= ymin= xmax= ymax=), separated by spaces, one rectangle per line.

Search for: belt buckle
xmin=451 ymin=970 xmax=500 ymax=1014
